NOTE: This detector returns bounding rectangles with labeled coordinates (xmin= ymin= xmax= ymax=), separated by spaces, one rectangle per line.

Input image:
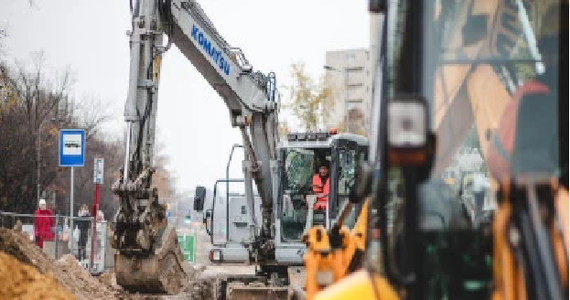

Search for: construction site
xmin=0 ymin=225 xmax=223 ymax=299
xmin=0 ymin=0 xmax=568 ymax=299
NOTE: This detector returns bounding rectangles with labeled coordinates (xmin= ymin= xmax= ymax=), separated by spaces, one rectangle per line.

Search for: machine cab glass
xmin=279 ymin=132 xmax=368 ymax=242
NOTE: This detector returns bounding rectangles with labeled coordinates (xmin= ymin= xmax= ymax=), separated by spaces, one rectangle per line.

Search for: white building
xmin=324 ymin=49 xmax=371 ymax=136
xmin=323 ymin=13 xmax=384 ymax=137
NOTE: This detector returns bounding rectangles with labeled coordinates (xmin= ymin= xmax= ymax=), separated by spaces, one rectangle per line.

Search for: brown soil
xmin=0 ymin=228 xmax=53 ymax=274
xmin=55 ymin=254 xmax=115 ymax=299
xmin=0 ymin=228 xmax=114 ymax=299
xmin=183 ymin=278 xmax=215 ymax=299
xmin=96 ymin=270 xmax=215 ymax=299
xmin=0 ymin=251 xmax=75 ymax=299
xmin=0 ymin=228 xmax=217 ymax=299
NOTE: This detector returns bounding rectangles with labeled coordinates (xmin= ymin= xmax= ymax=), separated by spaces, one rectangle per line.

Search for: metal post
xmin=89 ymin=183 xmax=100 ymax=272
xmin=69 ymin=166 xmax=75 ymax=256
xmin=54 ymin=214 xmax=59 ymax=259
xmin=37 ymin=130 xmax=41 ymax=202
xmin=344 ymin=70 xmax=349 ymax=133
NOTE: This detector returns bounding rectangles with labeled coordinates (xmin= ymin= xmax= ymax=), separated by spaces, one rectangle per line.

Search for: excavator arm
xmin=111 ymin=0 xmax=279 ymax=293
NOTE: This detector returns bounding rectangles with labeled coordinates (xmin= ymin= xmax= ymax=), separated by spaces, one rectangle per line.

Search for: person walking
xmin=77 ymin=204 xmax=91 ymax=260
xmin=33 ymin=199 xmax=54 ymax=249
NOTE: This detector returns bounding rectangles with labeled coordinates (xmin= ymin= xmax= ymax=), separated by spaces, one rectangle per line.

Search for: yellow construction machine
xmin=311 ymin=0 xmax=568 ymax=299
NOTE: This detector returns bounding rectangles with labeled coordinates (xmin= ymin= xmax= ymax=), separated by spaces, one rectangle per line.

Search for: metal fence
xmin=0 ymin=211 xmax=112 ymax=274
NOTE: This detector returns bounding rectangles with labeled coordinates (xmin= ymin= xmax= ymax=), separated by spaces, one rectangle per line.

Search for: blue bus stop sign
xmin=58 ymin=129 xmax=86 ymax=167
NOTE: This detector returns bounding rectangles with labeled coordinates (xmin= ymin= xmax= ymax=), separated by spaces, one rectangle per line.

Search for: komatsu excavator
xmin=313 ymin=0 xmax=568 ymax=299
xmin=110 ymin=0 xmax=368 ymax=296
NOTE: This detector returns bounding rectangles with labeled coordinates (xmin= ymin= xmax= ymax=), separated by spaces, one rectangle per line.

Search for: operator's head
xmin=39 ymin=199 xmax=46 ymax=210
xmin=319 ymin=164 xmax=329 ymax=177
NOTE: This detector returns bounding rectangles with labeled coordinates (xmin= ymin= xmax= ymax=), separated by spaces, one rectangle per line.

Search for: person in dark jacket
xmin=77 ymin=204 xmax=91 ymax=260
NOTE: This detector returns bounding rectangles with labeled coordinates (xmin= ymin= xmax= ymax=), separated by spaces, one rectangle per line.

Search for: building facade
xmin=323 ymin=13 xmax=384 ymax=137
xmin=324 ymin=49 xmax=371 ymax=136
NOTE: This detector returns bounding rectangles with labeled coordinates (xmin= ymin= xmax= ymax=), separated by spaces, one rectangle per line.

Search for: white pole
xmin=344 ymin=70 xmax=349 ymax=133
xmin=69 ymin=166 xmax=75 ymax=255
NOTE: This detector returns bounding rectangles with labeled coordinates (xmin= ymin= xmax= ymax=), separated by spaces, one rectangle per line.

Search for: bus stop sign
xmin=59 ymin=129 xmax=85 ymax=167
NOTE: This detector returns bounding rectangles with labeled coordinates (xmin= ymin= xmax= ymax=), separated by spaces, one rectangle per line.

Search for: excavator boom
xmin=111 ymin=0 xmax=278 ymax=293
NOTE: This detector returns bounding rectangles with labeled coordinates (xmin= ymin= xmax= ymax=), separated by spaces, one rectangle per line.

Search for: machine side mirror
xmin=462 ymin=14 xmax=488 ymax=47
xmin=204 ymin=209 xmax=213 ymax=236
xmin=194 ymin=186 xmax=207 ymax=212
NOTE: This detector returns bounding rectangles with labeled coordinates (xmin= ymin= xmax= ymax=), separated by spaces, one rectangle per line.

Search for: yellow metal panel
xmin=314 ymin=270 xmax=399 ymax=300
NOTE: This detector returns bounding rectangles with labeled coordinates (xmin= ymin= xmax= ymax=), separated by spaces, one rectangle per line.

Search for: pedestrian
xmin=33 ymin=199 xmax=54 ymax=249
xmin=77 ymin=204 xmax=91 ymax=260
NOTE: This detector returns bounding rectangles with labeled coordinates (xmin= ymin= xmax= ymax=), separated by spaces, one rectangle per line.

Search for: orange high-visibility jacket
xmin=312 ymin=174 xmax=330 ymax=210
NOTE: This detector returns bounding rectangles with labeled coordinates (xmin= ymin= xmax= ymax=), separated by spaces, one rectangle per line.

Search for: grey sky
xmin=0 ymin=0 xmax=369 ymax=195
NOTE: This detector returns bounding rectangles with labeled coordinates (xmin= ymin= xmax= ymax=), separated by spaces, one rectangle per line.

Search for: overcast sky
xmin=0 ymin=0 xmax=370 ymax=195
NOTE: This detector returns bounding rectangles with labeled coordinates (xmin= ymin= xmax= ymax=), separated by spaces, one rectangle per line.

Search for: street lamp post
xmin=36 ymin=118 xmax=57 ymax=202
xmin=324 ymin=65 xmax=349 ymax=133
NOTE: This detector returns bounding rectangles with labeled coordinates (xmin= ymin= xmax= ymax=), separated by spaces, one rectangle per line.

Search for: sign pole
xmin=58 ymin=129 xmax=85 ymax=261
xmin=89 ymin=183 xmax=100 ymax=272
xmin=69 ymin=166 xmax=75 ymax=256
xmin=90 ymin=158 xmax=104 ymax=273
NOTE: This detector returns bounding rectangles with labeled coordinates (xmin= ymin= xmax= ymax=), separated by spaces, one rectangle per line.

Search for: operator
xmin=312 ymin=163 xmax=330 ymax=210
xmin=487 ymin=3 xmax=567 ymax=187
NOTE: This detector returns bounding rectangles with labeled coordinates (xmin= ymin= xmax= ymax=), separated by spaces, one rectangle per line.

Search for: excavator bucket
xmin=114 ymin=224 xmax=191 ymax=294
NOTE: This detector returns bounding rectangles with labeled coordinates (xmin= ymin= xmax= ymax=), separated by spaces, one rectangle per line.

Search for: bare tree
xmin=152 ymin=133 xmax=176 ymax=205
xmin=74 ymin=95 xmax=114 ymax=140
xmin=0 ymin=53 xmax=75 ymax=213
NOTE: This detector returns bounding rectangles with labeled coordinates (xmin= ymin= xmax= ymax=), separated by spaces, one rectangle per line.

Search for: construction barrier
xmin=0 ymin=211 xmax=110 ymax=274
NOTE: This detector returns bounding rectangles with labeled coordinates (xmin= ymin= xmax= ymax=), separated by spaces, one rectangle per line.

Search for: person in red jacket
xmin=312 ymin=164 xmax=330 ymax=210
xmin=33 ymin=198 xmax=54 ymax=249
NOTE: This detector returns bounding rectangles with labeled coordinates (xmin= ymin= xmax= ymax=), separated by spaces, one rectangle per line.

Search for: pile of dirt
xmin=97 ymin=270 xmax=216 ymax=300
xmin=0 ymin=228 xmax=214 ymax=299
xmin=98 ymin=271 xmax=118 ymax=290
xmin=0 ymin=251 xmax=75 ymax=299
xmin=0 ymin=228 xmax=115 ymax=299
xmin=183 ymin=278 xmax=215 ymax=299
xmin=56 ymin=254 xmax=116 ymax=299
xmin=0 ymin=228 xmax=53 ymax=274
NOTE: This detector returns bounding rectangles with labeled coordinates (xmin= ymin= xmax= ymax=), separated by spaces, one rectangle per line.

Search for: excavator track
xmin=114 ymin=224 xmax=191 ymax=294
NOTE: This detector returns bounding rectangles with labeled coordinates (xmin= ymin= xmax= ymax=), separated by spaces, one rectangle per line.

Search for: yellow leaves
xmin=285 ymin=62 xmax=334 ymax=131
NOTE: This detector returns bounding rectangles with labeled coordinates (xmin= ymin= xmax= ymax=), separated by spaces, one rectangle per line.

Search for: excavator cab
xmin=316 ymin=0 xmax=567 ymax=299
xmin=279 ymin=131 xmax=368 ymax=242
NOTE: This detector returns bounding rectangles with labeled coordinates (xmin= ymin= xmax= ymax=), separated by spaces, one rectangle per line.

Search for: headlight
xmin=388 ymin=99 xmax=427 ymax=148
xmin=387 ymin=96 xmax=429 ymax=165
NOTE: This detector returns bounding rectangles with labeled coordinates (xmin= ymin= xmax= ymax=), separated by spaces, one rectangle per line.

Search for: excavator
xmin=310 ymin=0 xmax=568 ymax=299
xmin=110 ymin=0 xmax=368 ymax=296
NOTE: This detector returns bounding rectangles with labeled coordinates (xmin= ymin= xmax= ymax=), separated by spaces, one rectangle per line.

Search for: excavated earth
xmin=0 ymin=228 xmax=217 ymax=299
